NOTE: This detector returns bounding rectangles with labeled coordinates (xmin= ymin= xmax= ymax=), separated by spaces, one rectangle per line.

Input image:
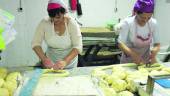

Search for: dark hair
xmin=136 ymin=11 xmax=143 ymax=15
xmin=48 ymin=7 xmax=66 ymax=18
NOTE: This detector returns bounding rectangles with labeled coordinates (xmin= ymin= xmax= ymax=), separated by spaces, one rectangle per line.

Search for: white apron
xmin=120 ymin=22 xmax=152 ymax=64
xmin=45 ymin=21 xmax=78 ymax=69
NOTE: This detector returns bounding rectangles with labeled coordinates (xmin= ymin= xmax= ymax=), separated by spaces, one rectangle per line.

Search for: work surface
xmin=16 ymin=66 xmax=102 ymax=96
xmin=14 ymin=62 xmax=170 ymax=96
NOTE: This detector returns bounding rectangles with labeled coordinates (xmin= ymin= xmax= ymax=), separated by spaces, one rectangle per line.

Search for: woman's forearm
xmin=150 ymin=43 xmax=160 ymax=63
xmin=152 ymin=43 xmax=160 ymax=53
xmin=118 ymin=42 xmax=137 ymax=57
xmin=33 ymin=46 xmax=47 ymax=61
xmin=151 ymin=43 xmax=160 ymax=56
xmin=118 ymin=42 xmax=145 ymax=64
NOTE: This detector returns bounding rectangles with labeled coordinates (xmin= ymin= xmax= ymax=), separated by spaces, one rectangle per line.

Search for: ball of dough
xmin=0 ymin=88 xmax=9 ymax=96
xmin=0 ymin=78 xmax=4 ymax=87
xmin=102 ymin=87 xmax=117 ymax=96
xmin=6 ymin=72 xmax=21 ymax=82
xmin=118 ymin=91 xmax=134 ymax=96
xmin=0 ymin=67 xmax=8 ymax=79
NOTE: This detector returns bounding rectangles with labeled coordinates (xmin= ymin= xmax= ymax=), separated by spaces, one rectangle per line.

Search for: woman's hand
xmin=149 ymin=43 xmax=160 ymax=64
xmin=150 ymin=57 xmax=157 ymax=64
xmin=131 ymin=52 xmax=144 ymax=64
xmin=53 ymin=60 xmax=67 ymax=70
xmin=42 ymin=58 xmax=54 ymax=69
xmin=150 ymin=50 xmax=157 ymax=64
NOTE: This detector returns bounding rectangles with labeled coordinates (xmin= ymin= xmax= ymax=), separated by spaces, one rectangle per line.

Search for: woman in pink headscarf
xmin=117 ymin=0 xmax=160 ymax=64
xmin=32 ymin=0 xmax=82 ymax=69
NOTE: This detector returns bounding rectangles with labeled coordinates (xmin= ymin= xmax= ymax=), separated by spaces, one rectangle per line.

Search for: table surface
xmin=80 ymin=27 xmax=113 ymax=33
xmin=14 ymin=62 xmax=170 ymax=96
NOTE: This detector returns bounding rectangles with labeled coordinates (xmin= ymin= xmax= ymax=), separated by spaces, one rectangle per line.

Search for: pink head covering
xmin=47 ymin=0 xmax=68 ymax=11
xmin=134 ymin=0 xmax=154 ymax=13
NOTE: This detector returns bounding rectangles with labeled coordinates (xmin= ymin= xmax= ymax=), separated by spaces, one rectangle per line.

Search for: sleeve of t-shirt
xmin=31 ymin=19 xmax=45 ymax=48
xmin=68 ymin=18 xmax=83 ymax=54
xmin=118 ymin=19 xmax=130 ymax=44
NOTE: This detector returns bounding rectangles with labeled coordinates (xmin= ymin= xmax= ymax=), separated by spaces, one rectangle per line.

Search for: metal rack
xmin=78 ymin=29 xmax=121 ymax=67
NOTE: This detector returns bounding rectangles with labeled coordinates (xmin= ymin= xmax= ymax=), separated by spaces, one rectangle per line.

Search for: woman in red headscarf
xmin=32 ymin=0 xmax=82 ymax=69
xmin=117 ymin=0 xmax=160 ymax=64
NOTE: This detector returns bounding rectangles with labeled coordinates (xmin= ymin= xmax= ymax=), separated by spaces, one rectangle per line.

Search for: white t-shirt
xmin=31 ymin=16 xmax=82 ymax=53
xmin=117 ymin=16 xmax=160 ymax=46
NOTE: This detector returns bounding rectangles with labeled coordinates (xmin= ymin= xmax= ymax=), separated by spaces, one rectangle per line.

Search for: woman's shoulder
xmin=149 ymin=17 xmax=157 ymax=25
xmin=119 ymin=16 xmax=135 ymax=27
xmin=65 ymin=16 xmax=77 ymax=25
xmin=39 ymin=17 xmax=51 ymax=24
xmin=123 ymin=16 xmax=135 ymax=24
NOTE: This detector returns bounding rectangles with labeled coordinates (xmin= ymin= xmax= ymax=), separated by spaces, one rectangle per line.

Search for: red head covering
xmin=47 ymin=0 xmax=68 ymax=11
